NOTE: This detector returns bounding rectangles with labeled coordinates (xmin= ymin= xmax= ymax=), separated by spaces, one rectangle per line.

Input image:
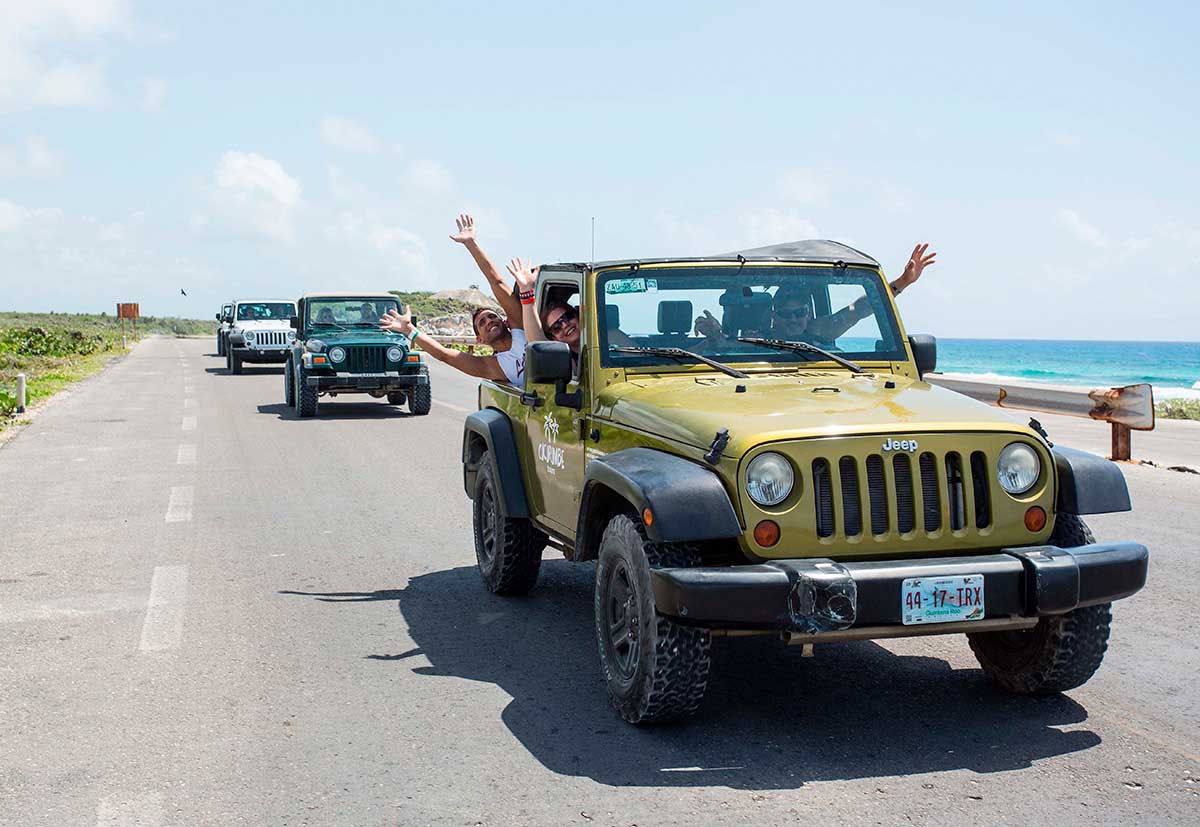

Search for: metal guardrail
xmin=926 ymin=375 xmax=1155 ymax=461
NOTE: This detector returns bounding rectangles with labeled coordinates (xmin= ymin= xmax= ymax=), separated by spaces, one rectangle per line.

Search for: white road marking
xmin=432 ymin=399 xmax=472 ymax=413
xmin=181 ymin=416 xmax=197 ymax=431
xmin=183 ymin=398 xmax=196 ymax=409
xmin=139 ymin=565 xmax=188 ymax=652
xmin=164 ymin=486 xmax=194 ymax=523
xmin=96 ymin=791 xmax=164 ymax=826
xmin=177 ymin=444 xmax=197 ymax=465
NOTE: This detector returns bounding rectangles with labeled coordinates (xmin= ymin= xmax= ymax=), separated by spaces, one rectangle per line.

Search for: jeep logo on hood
xmin=882 ymin=438 xmax=918 ymax=452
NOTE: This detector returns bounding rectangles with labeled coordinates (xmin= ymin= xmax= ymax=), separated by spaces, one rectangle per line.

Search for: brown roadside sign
xmin=117 ymin=303 xmax=140 ymax=319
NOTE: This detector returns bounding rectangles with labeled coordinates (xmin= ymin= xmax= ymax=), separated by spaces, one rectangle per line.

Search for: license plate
xmin=901 ymin=574 xmax=985 ymax=625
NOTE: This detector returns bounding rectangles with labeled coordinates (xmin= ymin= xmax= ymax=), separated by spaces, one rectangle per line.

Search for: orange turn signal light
xmin=313 ymin=355 xmax=328 ymax=365
xmin=642 ymin=508 xmax=653 ymax=527
xmin=754 ymin=520 xmax=781 ymax=547
xmin=1024 ymin=506 xmax=1047 ymax=532
xmin=406 ymin=354 xmax=420 ymax=362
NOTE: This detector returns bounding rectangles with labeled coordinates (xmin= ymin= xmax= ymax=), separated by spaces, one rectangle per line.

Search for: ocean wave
xmin=936 ymin=372 xmax=1200 ymax=401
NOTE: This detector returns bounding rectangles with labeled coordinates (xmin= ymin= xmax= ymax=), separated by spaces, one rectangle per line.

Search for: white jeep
xmin=225 ymin=299 xmax=297 ymax=374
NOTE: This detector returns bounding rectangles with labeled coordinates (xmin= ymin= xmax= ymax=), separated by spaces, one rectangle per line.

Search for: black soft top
xmin=576 ymin=239 xmax=879 ymax=270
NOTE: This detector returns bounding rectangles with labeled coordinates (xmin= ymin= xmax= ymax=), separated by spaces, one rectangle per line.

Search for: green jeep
xmin=460 ymin=241 xmax=1149 ymax=724
xmin=286 ymin=293 xmax=431 ymax=418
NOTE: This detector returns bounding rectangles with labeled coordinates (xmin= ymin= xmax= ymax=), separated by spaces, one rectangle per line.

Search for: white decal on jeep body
xmin=538 ymin=412 xmax=565 ymax=475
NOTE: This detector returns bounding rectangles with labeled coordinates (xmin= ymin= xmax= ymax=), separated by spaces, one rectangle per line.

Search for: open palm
xmin=449 ymin=213 xmax=475 ymax=244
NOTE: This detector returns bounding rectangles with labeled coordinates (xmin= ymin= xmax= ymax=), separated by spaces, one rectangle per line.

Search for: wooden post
xmin=1111 ymin=423 xmax=1132 ymax=461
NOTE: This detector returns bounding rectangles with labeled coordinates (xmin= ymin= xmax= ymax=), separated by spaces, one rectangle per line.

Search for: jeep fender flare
xmin=573 ymin=447 xmax=742 ymax=561
xmin=1052 ymin=445 xmax=1131 ymax=515
xmin=462 ymin=408 xmax=530 ymax=518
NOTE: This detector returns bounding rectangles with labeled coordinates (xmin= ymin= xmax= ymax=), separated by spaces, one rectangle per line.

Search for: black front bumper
xmin=232 ymin=347 xmax=288 ymax=363
xmin=305 ymin=372 xmax=428 ymax=391
xmin=651 ymin=542 xmax=1148 ymax=634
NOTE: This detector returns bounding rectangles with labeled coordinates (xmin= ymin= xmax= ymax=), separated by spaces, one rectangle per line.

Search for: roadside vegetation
xmin=0 ymin=312 xmax=213 ymax=425
xmin=1156 ymin=398 xmax=1200 ymax=422
xmin=389 ymin=290 xmax=479 ymax=318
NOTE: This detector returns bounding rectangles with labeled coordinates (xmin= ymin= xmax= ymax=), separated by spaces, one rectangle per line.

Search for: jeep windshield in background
xmin=598 ymin=266 xmax=905 ymax=369
xmin=305 ymin=297 xmax=400 ymax=327
xmin=236 ymin=302 xmax=295 ymax=320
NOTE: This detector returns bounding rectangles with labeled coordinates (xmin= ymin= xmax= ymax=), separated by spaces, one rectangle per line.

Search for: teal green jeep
xmin=460 ymin=241 xmax=1148 ymax=724
xmin=285 ymin=293 xmax=430 ymax=418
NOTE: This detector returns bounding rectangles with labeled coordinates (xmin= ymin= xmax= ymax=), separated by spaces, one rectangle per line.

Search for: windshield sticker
xmin=646 ymin=279 xmax=658 ymax=292
xmin=537 ymin=411 xmax=565 ymax=475
xmin=605 ymin=277 xmax=647 ymax=295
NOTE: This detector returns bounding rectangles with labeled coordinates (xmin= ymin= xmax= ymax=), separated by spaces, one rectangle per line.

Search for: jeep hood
xmin=235 ymin=319 xmax=292 ymax=330
xmin=305 ymin=330 xmax=407 ymax=346
xmin=596 ymin=372 xmax=1029 ymax=457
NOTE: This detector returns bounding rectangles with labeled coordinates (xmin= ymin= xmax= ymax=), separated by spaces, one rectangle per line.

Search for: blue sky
xmin=2 ymin=1 xmax=1198 ymax=340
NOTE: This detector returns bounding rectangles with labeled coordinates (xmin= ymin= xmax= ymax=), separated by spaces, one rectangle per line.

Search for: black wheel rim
xmin=604 ymin=559 xmax=640 ymax=683
xmin=478 ymin=480 xmax=497 ymax=567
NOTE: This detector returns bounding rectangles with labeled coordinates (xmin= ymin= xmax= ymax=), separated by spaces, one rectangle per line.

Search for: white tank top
xmin=495 ymin=327 xmax=527 ymax=385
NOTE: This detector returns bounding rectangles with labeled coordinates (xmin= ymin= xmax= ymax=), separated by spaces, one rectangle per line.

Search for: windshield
xmin=236 ymin=302 xmax=295 ymax=321
xmin=598 ymin=265 xmax=904 ymax=368
xmin=306 ymin=297 xmax=399 ymax=327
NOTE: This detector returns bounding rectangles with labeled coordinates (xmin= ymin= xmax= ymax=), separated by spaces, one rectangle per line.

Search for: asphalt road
xmin=1 ymin=337 xmax=1197 ymax=826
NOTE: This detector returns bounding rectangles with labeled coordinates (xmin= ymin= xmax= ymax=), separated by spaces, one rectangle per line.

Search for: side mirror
xmin=215 ymin=313 xmax=221 ymax=321
xmin=909 ymin=334 xmax=937 ymax=378
xmin=289 ymin=315 xmax=300 ymax=331
xmin=526 ymin=341 xmax=572 ymax=385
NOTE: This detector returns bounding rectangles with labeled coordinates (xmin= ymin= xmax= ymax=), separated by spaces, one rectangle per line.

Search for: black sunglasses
xmin=774 ymin=305 xmax=812 ymax=319
xmin=547 ymin=307 xmax=577 ymax=335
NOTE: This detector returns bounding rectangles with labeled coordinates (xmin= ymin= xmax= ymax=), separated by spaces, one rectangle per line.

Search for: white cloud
xmin=405 ymin=159 xmax=453 ymax=193
xmin=739 ymin=208 xmax=820 ymax=247
xmin=0 ymin=198 xmax=62 ymax=233
xmin=320 ymin=115 xmax=381 ymax=154
xmin=212 ymin=151 xmax=303 ymax=242
xmin=1048 ymin=130 xmax=1082 ymax=149
xmin=0 ymin=1 xmax=134 ymax=112
xmin=1055 ymin=208 xmax=1109 ymax=249
xmin=140 ymin=77 xmax=167 ymax=112
xmin=777 ymin=169 xmax=829 ymax=205
xmin=0 ymin=136 xmax=65 ymax=178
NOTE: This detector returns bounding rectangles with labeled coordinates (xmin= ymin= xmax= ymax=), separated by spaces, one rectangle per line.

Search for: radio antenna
xmin=590 ymin=216 xmax=595 ymax=267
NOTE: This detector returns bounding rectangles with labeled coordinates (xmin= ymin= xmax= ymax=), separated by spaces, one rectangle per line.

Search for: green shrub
xmin=0 ymin=388 xmax=15 ymax=417
xmin=1156 ymin=398 xmax=1200 ymax=422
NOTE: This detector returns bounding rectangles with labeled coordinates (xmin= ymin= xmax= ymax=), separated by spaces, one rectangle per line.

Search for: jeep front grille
xmin=345 ymin=345 xmax=386 ymax=373
xmin=252 ymin=330 xmax=289 ymax=347
xmin=812 ymin=450 xmax=993 ymax=539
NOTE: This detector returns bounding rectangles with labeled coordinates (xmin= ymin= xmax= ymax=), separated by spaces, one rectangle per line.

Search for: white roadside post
xmin=16 ymin=373 xmax=26 ymax=414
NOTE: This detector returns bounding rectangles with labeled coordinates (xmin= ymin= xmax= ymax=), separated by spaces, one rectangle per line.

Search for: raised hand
xmin=506 ymin=256 xmax=539 ymax=293
xmin=895 ymin=243 xmax=937 ymax=291
xmin=378 ymin=304 xmax=414 ymax=335
xmin=694 ymin=309 xmax=723 ymax=340
xmin=449 ymin=213 xmax=475 ymax=245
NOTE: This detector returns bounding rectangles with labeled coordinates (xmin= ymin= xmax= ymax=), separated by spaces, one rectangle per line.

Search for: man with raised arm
xmin=377 ymin=214 xmax=528 ymax=384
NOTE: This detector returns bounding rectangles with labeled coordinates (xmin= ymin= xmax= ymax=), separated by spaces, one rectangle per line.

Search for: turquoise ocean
xmin=931 ymin=339 xmax=1200 ymax=400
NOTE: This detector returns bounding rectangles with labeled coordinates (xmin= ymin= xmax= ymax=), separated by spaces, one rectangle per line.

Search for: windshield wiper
xmin=311 ymin=321 xmax=348 ymax=332
xmin=737 ymin=337 xmax=865 ymax=374
xmin=610 ymin=345 xmax=748 ymax=379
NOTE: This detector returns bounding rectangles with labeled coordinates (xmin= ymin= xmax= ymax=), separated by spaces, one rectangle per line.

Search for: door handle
xmin=520 ymin=391 xmax=543 ymax=408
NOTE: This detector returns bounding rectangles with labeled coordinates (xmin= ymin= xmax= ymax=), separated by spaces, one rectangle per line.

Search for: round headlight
xmin=997 ymin=442 xmax=1040 ymax=495
xmin=387 ymin=346 xmax=403 ymax=362
xmin=328 ymin=347 xmax=346 ymax=363
xmin=243 ymin=331 xmax=254 ymax=343
xmin=746 ymin=452 xmax=795 ymax=507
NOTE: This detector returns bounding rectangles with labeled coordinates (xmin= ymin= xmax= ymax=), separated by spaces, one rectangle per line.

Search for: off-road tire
xmin=968 ymin=514 xmax=1112 ymax=695
xmin=595 ymin=513 xmax=711 ymax=724
xmin=409 ymin=374 xmax=432 ymax=416
xmin=296 ymin=365 xmax=318 ymax=418
xmin=472 ymin=453 xmax=546 ymax=594
xmin=217 ymin=333 xmax=225 ymax=356
xmin=387 ymin=392 xmax=406 ymax=406
xmin=284 ymin=358 xmax=295 ymax=406
xmin=228 ymin=349 xmax=243 ymax=375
